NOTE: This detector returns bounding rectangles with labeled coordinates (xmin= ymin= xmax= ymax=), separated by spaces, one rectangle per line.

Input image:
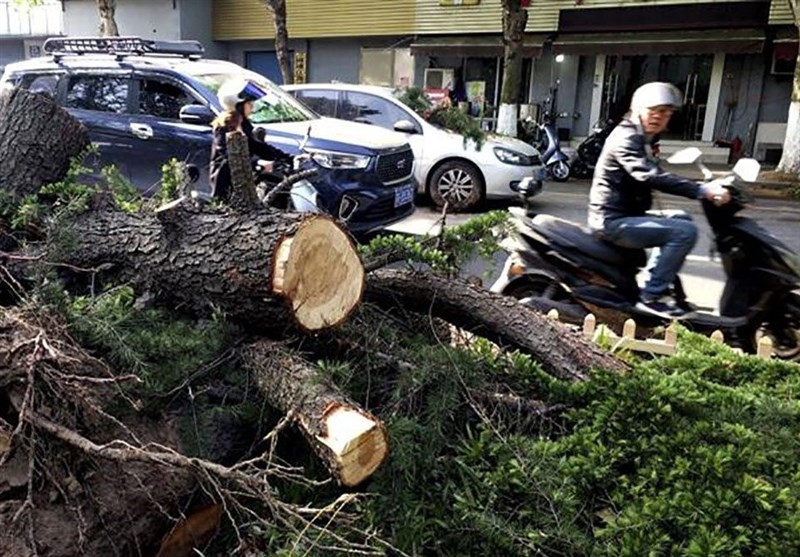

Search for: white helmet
xmin=630 ymin=82 xmax=683 ymax=111
xmin=217 ymin=78 xmax=264 ymax=112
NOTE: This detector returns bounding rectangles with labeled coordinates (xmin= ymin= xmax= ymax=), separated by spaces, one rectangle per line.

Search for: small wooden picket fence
xmin=545 ymin=309 xmax=775 ymax=359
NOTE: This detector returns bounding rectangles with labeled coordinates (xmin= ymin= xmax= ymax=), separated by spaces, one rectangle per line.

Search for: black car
xmin=0 ymin=37 xmax=416 ymax=235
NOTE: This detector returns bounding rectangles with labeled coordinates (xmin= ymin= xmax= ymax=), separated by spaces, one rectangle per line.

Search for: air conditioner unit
xmin=423 ymin=68 xmax=454 ymax=90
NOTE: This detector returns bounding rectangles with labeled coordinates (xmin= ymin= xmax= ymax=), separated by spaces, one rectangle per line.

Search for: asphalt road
xmin=385 ymin=179 xmax=800 ymax=312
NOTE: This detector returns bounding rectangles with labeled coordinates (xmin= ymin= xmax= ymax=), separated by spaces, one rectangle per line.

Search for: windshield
xmin=187 ymin=68 xmax=315 ymax=124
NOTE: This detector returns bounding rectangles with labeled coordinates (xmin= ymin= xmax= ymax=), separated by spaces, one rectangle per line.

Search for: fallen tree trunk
xmin=0 ymin=88 xmax=89 ymax=198
xmin=6 ymin=206 xmax=364 ymax=332
xmin=365 ymin=269 xmax=628 ymax=381
xmin=242 ymin=340 xmax=388 ymax=487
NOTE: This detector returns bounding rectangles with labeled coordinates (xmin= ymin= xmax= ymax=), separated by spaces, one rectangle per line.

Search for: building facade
xmin=61 ymin=0 xmax=227 ymax=59
xmin=42 ymin=0 xmax=797 ymax=161
xmin=0 ymin=0 xmax=62 ymax=72
xmin=213 ymin=0 xmax=798 ymax=161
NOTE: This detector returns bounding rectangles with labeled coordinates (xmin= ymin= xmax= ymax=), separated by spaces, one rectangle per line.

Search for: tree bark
xmin=776 ymin=7 xmax=800 ymax=176
xmin=264 ymin=0 xmax=294 ymax=85
xmin=497 ymin=0 xmax=529 ymax=136
xmin=242 ymin=340 xmax=388 ymax=487
xmin=365 ymin=269 xmax=628 ymax=381
xmin=57 ymin=207 xmax=364 ymax=332
xmin=0 ymin=88 xmax=89 ymax=199
xmin=97 ymin=0 xmax=119 ymax=37
xmin=226 ymin=131 xmax=259 ymax=210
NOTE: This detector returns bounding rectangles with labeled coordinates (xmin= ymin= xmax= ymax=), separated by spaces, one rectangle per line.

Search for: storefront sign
xmin=293 ymin=52 xmax=307 ymax=84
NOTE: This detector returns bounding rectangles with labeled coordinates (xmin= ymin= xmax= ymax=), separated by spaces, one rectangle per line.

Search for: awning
xmin=774 ymin=27 xmax=798 ymax=61
xmin=410 ymin=34 xmax=547 ymax=58
xmin=552 ymin=29 xmax=765 ymax=56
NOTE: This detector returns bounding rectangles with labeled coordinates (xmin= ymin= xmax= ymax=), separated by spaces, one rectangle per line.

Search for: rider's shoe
xmin=635 ymin=294 xmax=695 ymax=320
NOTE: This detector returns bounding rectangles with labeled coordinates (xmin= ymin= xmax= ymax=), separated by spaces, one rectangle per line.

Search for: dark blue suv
xmin=0 ymin=37 xmax=416 ymax=235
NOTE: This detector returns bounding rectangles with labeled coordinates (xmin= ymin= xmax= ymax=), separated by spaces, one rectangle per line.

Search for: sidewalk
xmin=662 ymin=162 xmax=799 ymax=199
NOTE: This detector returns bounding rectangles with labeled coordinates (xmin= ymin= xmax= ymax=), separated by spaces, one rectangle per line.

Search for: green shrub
xmin=355 ymin=328 xmax=800 ymax=556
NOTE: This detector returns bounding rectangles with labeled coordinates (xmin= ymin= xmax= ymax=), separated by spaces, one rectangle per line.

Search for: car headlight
xmin=493 ymin=147 xmax=536 ymax=166
xmin=309 ymin=150 xmax=371 ymax=170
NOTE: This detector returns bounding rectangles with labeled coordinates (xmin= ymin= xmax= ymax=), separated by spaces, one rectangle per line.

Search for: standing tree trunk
xmin=776 ymin=1 xmax=800 ymax=177
xmin=497 ymin=0 xmax=529 ymax=137
xmin=264 ymin=0 xmax=294 ymax=85
xmin=97 ymin=0 xmax=119 ymax=37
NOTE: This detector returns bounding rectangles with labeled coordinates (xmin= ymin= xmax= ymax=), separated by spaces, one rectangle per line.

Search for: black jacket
xmin=588 ymin=118 xmax=702 ymax=231
xmin=209 ymin=119 xmax=290 ymax=200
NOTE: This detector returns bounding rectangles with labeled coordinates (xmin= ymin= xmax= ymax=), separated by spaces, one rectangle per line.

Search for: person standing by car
xmin=587 ymin=81 xmax=731 ymax=318
xmin=210 ymin=78 xmax=290 ymax=200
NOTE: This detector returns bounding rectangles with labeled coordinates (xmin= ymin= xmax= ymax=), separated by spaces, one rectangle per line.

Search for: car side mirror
xmin=394 ymin=119 xmax=418 ymax=134
xmin=179 ymin=104 xmax=215 ymax=126
xmin=732 ymin=158 xmax=761 ymax=183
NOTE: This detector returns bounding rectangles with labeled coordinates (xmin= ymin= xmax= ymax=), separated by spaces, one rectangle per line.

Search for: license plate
xmin=394 ymin=185 xmax=414 ymax=207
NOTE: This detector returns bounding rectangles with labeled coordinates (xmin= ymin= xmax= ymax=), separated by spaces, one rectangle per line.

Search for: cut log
xmin=241 ymin=340 xmax=388 ymax=487
xmin=0 ymin=88 xmax=89 ymax=198
xmin=46 ymin=207 xmax=363 ymax=332
xmin=365 ymin=269 xmax=628 ymax=381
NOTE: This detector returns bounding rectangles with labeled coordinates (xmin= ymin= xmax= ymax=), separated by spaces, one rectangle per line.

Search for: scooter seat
xmin=531 ymin=215 xmax=646 ymax=268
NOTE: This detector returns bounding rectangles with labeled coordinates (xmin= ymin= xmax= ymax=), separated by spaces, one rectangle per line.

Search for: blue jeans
xmin=603 ymin=214 xmax=698 ymax=299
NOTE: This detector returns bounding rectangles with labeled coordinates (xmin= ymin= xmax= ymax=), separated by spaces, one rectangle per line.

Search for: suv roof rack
xmin=43 ymin=36 xmax=205 ymax=61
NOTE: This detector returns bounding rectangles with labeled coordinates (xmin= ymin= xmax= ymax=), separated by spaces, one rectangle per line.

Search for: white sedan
xmin=283 ymin=83 xmax=543 ymax=212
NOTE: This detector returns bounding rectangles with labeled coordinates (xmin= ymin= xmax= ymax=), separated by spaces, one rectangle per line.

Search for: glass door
xmin=657 ymin=54 xmax=713 ymax=140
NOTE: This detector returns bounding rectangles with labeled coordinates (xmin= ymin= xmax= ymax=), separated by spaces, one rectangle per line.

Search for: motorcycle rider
xmin=210 ymin=77 xmax=290 ymax=200
xmin=588 ymin=81 xmax=731 ymax=318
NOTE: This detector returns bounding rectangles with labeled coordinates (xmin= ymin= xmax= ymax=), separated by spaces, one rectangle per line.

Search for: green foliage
xmin=397 ymin=86 xmax=432 ymax=114
xmin=36 ymin=147 xmax=96 ymax=222
xmin=428 ymin=105 xmax=487 ymax=150
xmin=159 ymin=158 xmax=185 ymax=204
xmin=397 ymin=86 xmax=487 ymax=150
xmin=101 ymin=164 xmax=143 ymax=212
xmin=360 ymin=210 xmax=509 ymax=275
xmin=10 ymin=194 xmax=42 ymax=230
xmin=350 ymin=325 xmax=800 ymax=556
xmin=0 ymin=189 xmax=20 ymax=221
xmin=46 ymin=285 xmax=230 ymax=396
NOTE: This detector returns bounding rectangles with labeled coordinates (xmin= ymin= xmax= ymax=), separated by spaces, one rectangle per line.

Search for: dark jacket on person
xmin=588 ymin=117 xmax=702 ymax=231
xmin=209 ymin=119 xmax=290 ymax=200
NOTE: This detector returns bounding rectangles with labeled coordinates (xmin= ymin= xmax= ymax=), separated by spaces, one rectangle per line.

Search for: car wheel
xmin=548 ymin=160 xmax=570 ymax=182
xmin=429 ymin=161 xmax=484 ymax=212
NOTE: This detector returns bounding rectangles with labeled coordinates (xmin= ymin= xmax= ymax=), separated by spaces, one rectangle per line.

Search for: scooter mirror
xmin=667 ymin=147 xmax=703 ymax=165
xmin=732 ymin=158 xmax=761 ymax=183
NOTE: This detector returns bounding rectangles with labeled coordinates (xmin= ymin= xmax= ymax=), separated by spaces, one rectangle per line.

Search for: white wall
xmin=0 ymin=0 xmax=62 ymax=37
xmin=64 ymin=0 xmax=180 ymax=39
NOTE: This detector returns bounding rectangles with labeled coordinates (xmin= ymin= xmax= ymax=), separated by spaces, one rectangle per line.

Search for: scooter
xmin=253 ymin=126 xmax=320 ymax=213
xmin=191 ymin=126 xmax=321 ymax=214
xmin=522 ymin=113 xmax=571 ymax=182
xmin=490 ymin=148 xmax=800 ymax=360
xmin=569 ymin=118 xmax=616 ymax=179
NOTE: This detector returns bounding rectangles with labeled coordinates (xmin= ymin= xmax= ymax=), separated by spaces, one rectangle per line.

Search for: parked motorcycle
xmin=569 ymin=118 xmax=616 ymax=179
xmin=522 ymin=114 xmax=571 ymax=182
xmin=490 ymin=148 xmax=800 ymax=360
